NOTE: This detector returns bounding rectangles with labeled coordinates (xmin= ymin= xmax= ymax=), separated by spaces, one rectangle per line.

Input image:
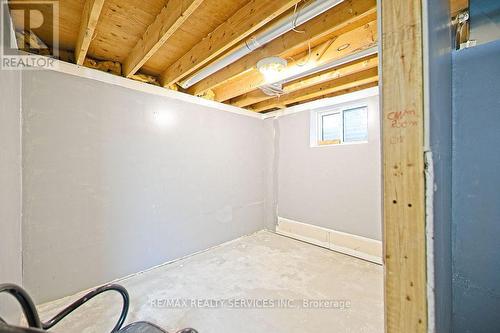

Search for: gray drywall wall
xmin=21 ymin=70 xmax=269 ymax=303
xmin=452 ymin=40 xmax=500 ymax=333
xmin=0 ymin=10 xmax=23 ymax=322
xmin=425 ymin=0 xmax=454 ymax=331
xmin=273 ymin=96 xmax=381 ymax=240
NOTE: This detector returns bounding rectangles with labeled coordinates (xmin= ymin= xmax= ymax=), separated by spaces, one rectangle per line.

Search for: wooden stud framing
xmin=159 ymin=0 xmax=302 ymax=87
xmin=188 ymin=0 xmax=377 ymax=96
xmin=381 ymin=0 xmax=427 ymax=332
xmin=75 ymin=0 xmax=105 ymax=65
xmin=123 ymin=0 xmax=205 ymax=77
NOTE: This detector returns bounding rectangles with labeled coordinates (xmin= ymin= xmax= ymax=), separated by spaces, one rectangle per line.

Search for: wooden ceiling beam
xmin=123 ymin=0 xmax=205 ymax=77
xmin=214 ymin=20 xmax=378 ymax=102
xmin=285 ymin=80 xmax=379 ymax=107
xmin=75 ymin=0 xmax=105 ymax=65
xmin=248 ymin=66 xmax=378 ymax=112
xmin=281 ymin=54 xmax=378 ymax=95
xmin=231 ymin=53 xmax=378 ymax=107
xmin=159 ymin=0 xmax=302 ymax=87
xmin=188 ymin=0 xmax=377 ymax=96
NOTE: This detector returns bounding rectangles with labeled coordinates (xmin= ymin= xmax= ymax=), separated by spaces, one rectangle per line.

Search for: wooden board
xmin=8 ymin=0 xmax=249 ymax=73
xmin=87 ymin=0 xmax=166 ymax=62
xmin=188 ymin=0 xmax=377 ymax=96
xmin=286 ymin=81 xmax=379 ymax=107
xmin=142 ymin=0 xmax=249 ymax=74
xmin=231 ymin=54 xmax=378 ymax=107
xmin=9 ymin=0 xmax=85 ymax=51
xmin=8 ymin=0 xmax=383 ymax=111
xmin=160 ymin=0 xmax=302 ymax=86
xmin=75 ymin=0 xmax=105 ymax=65
xmin=122 ymin=0 xmax=205 ymax=77
xmin=381 ymin=0 xmax=427 ymax=332
xmin=249 ymin=67 xmax=378 ymax=112
xmin=215 ymin=20 xmax=378 ymax=102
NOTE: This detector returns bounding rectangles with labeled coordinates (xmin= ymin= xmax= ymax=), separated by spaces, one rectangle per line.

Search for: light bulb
xmin=257 ymin=57 xmax=287 ymax=84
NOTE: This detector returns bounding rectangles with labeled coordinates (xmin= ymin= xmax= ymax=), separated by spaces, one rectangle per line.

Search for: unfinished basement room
xmin=1 ymin=0 xmax=499 ymax=332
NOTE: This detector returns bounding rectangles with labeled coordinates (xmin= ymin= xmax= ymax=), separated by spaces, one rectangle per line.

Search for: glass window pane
xmin=321 ymin=113 xmax=342 ymax=142
xmin=343 ymin=107 xmax=368 ymax=142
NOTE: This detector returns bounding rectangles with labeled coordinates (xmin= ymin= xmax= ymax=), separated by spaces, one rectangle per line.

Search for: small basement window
xmin=312 ymin=105 xmax=368 ymax=146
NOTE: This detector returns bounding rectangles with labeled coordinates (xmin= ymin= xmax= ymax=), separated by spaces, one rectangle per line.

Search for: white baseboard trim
xmin=276 ymin=217 xmax=383 ymax=264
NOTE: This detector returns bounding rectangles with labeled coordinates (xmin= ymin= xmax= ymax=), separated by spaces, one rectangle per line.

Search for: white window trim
xmin=317 ymin=109 xmax=343 ymax=144
xmin=310 ymin=102 xmax=369 ymax=148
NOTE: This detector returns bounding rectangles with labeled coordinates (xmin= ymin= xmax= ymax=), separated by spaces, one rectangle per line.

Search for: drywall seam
xmin=17 ymin=52 xmax=261 ymax=119
xmin=273 ymin=118 xmax=280 ymax=228
xmin=276 ymin=217 xmax=383 ymax=264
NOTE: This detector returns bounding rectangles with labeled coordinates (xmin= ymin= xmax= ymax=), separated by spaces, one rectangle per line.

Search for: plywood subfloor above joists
xmin=9 ymin=0 xmax=379 ymax=111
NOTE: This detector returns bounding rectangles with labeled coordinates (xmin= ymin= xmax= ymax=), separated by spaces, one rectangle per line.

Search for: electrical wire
xmin=292 ymin=2 xmax=306 ymax=34
xmin=258 ymin=0 xmax=315 ymax=97
xmin=287 ymin=0 xmax=312 ymax=67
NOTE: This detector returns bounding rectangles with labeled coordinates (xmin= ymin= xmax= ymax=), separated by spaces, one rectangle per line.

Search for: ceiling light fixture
xmin=257 ymin=57 xmax=288 ymax=84
xmin=179 ymin=0 xmax=344 ymax=89
xmin=260 ymin=83 xmax=285 ymax=96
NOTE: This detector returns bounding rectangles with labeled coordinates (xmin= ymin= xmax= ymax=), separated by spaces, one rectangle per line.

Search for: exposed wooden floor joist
xmin=10 ymin=0 xmax=380 ymax=111
xmin=249 ymin=66 xmax=378 ymax=112
xmin=159 ymin=0 xmax=303 ymax=87
xmin=231 ymin=53 xmax=378 ymax=108
xmin=188 ymin=0 xmax=377 ymax=96
xmin=287 ymin=80 xmax=378 ymax=107
xmin=214 ymin=20 xmax=378 ymax=103
xmin=75 ymin=0 xmax=105 ymax=65
xmin=123 ymin=0 xmax=205 ymax=77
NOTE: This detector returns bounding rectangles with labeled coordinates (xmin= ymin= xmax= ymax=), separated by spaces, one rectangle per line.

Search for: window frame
xmin=318 ymin=110 xmax=343 ymax=145
xmin=312 ymin=103 xmax=369 ymax=147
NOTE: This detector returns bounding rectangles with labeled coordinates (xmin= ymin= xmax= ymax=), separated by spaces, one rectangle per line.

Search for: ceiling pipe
xmin=257 ymin=46 xmax=378 ymax=97
xmin=179 ymin=0 xmax=345 ymax=89
xmin=279 ymin=46 xmax=378 ymax=85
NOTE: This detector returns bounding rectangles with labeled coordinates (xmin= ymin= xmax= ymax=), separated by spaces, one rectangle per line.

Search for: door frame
xmin=380 ymin=0 xmax=428 ymax=332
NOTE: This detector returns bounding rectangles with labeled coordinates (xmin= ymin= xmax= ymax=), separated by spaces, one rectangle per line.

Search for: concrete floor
xmin=38 ymin=231 xmax=383 ymax=333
